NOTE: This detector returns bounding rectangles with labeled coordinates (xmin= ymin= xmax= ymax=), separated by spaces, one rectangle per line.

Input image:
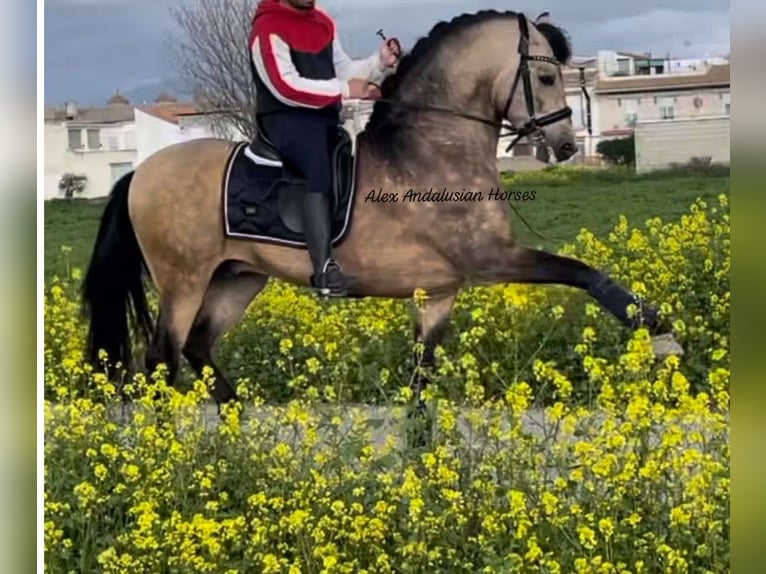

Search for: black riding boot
xmin=302 ymin=192 xmax=356 ymax=297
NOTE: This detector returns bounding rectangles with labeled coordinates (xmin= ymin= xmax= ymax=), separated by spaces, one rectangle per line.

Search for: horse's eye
xmin=539 ymin=73 xmax=555 ymax=86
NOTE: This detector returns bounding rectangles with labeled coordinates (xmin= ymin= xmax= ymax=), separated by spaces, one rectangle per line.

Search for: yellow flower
xmin=578 ymin=525 xmax=597 ymax=550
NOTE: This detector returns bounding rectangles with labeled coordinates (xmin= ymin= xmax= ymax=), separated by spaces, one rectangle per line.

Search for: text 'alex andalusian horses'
xmin=82 ymin=10 xmax=681 ymax=407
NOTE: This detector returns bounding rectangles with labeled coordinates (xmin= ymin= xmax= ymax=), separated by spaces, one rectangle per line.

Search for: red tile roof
xmin=138 ymin=103 xmax=202 ymax=125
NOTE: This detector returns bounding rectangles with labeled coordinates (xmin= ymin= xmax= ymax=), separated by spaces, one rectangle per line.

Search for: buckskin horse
xmin=82 ymin=10 xmax=681 ymax=407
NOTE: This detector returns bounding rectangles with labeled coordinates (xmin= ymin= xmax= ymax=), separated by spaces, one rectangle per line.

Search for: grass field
xmin=43 ymin=166 xmax=730 ymax=282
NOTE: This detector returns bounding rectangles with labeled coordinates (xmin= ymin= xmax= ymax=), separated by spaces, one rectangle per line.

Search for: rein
xmin=369 ymin=13 xmax=573 ymax=152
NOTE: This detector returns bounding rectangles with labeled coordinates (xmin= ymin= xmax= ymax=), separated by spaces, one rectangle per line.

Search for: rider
xmin=248 ymin=0 xmax=400 ymax=297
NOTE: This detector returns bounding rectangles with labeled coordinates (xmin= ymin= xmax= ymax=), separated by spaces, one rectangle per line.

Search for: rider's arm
xmin=332 ymin=34 xmax=387 ymax=82
xmin=252 ymin=33 xmax=350 ymax=108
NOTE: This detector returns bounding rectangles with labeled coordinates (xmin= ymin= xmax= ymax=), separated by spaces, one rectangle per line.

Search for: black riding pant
xmin=258 ymin=109 xmax=339 ymax=196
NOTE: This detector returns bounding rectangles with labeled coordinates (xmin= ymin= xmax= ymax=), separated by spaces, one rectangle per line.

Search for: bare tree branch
xmin=165 ymin=0 xmax=260 ymax=139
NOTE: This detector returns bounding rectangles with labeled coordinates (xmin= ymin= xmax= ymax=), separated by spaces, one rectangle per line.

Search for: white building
xmin=44 ymin=91 xmax=138 ymax=199
xmin=134 ymin=100 xmax=204 ymax=165
xmin=44 ymin=92 xmax=241 ymax=199
xmin=634 ymin=115 xmax=730 ymax=173
xmin=597 ymin=50 xmax=729 ymax=78
xmin=135 ymin=97 xmax=249 ymax=165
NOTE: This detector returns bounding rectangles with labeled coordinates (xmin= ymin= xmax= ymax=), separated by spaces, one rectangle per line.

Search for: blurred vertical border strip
xmin=730 ymin=2 xmax=766 ymax=571
xmin=36 ymin=0 xmax=45 ymax=573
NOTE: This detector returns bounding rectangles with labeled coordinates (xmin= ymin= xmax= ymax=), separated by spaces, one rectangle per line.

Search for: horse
xmin=82 ymin=10 xmax=681 ymax=409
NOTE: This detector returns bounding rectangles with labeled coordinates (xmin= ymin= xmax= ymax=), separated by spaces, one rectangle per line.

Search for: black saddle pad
xmin=222 ymin=139 xmax=357 ymax=248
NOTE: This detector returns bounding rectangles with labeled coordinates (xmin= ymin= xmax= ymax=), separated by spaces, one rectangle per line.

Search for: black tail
xmin=82 ymin=171 xmax=153 ymax=371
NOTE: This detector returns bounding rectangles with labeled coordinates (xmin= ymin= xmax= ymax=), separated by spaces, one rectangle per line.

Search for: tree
xmin=166 ymin=0 xmax=260 ymax=139
xmin=596 ymin=134 xmax=635 ymax=166
xmin=58 ymin=173 xmax=87 ymax=199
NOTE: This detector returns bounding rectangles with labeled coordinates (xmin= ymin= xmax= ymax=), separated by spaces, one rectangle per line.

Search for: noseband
xmin=371 ymin=13 xmax=572 ymax=151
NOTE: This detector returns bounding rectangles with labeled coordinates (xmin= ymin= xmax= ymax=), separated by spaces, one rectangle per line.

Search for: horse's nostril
xmin=559 ymin=142 xmax=576 ymax=157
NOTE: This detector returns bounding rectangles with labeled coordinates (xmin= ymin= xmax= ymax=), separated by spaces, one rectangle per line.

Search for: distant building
xmin=595 ymin=63 xmax=730 ymax=139
xmin=596 ymin=50 xmax=729 ymax=77
xmin=44 ymin=90 xmax=230 ymax=199
xmin=44 ymin=90 xmax=137 ymax=199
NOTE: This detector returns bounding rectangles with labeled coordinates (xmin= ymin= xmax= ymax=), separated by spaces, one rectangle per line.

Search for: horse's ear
xmin=535 ymin=11 xmax=551 ymax=25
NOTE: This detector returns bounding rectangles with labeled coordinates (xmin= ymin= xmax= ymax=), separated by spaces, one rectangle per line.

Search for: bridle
xmin=500 ymin=13 xmax=572 ymax=151
xmin=370 ymin=13 xmax=573 ymax=152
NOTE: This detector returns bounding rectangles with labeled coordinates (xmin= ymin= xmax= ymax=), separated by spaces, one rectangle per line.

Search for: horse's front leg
xmin=467 ymin=240 xmax=683 ymax=357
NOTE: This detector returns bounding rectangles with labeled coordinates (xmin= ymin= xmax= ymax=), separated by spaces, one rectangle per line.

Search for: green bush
xmin=596 ymin=135 xmax=635 ymax=166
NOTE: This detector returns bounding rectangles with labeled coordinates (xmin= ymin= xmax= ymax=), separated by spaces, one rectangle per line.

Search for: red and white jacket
xmin=249 ymin=0 xmax=386 ymax=113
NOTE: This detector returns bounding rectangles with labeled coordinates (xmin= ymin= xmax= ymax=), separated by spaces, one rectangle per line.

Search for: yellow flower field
xmin=44 ymin=192 xmax=729 ymax=573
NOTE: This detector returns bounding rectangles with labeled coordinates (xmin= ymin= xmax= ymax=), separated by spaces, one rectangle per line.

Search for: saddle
xmin=222 ymin=117 xmax=357 ymax=248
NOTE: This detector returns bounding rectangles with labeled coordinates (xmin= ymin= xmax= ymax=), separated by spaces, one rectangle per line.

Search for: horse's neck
xmin=356 ymin=122 xmax=500 ymax=190
xmin=396 ymin=115 xmax=500 ymax=168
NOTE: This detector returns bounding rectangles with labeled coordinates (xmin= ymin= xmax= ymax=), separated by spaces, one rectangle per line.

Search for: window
xmin=67 ymin=129 xmax=82 ymax=149
xmin=107 ymin=136 xmax=119 ymax=151
xmin=110 ymin=162 xmax=133 ymax=184
xmin=124 ymin=130 xmax=136 ymax=150
xmin=657 ymin=97 xmax=674 ymax=119
xmin=722 ymin=92 xmax=730 ymax=115
xmin=623 ymin=98 xmax=638 ymax=126
xmin=617 ymin=58 xmax=630 ymax=75
xmin=87 ymin=128 xmax=101 ymax=150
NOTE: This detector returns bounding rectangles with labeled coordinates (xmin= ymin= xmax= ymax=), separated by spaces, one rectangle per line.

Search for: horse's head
xmin=490 ymin=12 xmax=577 ymax=162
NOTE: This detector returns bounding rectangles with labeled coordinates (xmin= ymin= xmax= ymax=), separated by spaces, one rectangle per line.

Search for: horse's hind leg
xmin=145 ymin=285 xmax=209 ymax=386
xmin=408 ymin=292 xmax=457 ymax=448
xmin=183 ymin=269 xmax=269 ymax=404
xmin=412 ymin=292 xmax=457 ymax=404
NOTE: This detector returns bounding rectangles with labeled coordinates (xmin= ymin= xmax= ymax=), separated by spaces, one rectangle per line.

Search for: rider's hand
xmin=364 ymin=84 xmax=382 ymax=100
xmin=346 ymin=78 xmax=371 ymax=99
xmin=379 ymin=38 xmax=401 ymax=68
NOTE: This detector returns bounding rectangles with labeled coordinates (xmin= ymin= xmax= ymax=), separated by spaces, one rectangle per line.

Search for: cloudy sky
xmin=44 ymin=0 xmax=730 ymax=107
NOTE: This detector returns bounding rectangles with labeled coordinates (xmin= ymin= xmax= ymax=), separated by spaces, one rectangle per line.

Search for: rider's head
xmin=280 ymin=0 xmax=315 ymax=10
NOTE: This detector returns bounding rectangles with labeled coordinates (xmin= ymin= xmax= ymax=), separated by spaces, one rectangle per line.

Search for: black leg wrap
xmin=588 ymin=275 xmax=661 ymax=333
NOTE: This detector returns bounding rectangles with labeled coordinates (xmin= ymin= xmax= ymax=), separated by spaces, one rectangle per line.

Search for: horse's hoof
xmin=651 ymin=332 xmax=684 ymax=359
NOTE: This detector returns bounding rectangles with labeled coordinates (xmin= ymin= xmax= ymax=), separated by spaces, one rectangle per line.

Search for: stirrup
xmin=311 ymin=258 xmax=356 ymax=298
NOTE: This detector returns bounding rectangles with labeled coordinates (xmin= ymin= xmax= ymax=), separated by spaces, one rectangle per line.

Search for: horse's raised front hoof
xmin=651 ymin=332 xmax=684 ymax=359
